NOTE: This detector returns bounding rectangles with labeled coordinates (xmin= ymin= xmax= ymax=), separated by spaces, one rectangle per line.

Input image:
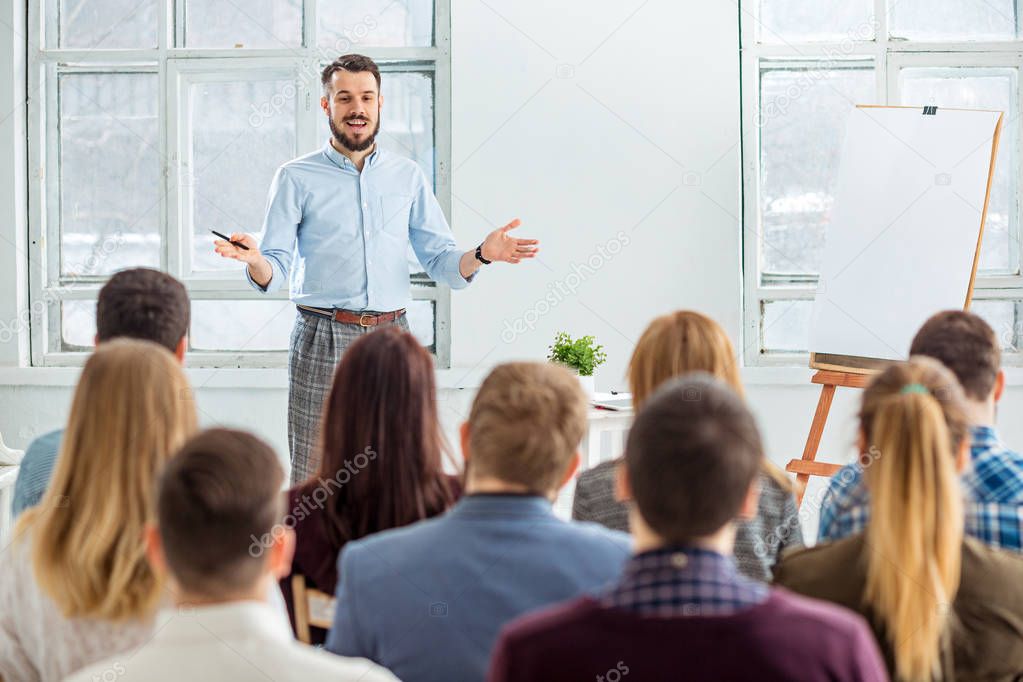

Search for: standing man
xmin=215 ymin=54 xmax=538 ymax=483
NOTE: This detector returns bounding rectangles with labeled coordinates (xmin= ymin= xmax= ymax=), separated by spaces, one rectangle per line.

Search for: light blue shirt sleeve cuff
xmin=244 ymin=255 xmax=285 ymax=293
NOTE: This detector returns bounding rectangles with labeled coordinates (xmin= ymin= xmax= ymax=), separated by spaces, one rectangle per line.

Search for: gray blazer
xmin=572 ymin=460 xmax=803 ymax=581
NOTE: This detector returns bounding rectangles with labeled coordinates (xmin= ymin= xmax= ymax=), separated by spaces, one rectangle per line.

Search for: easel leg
xmin=794 ymin=384 xmax=836 ymax=506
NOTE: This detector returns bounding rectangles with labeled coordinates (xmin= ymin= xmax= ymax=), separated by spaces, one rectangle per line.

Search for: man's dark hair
xmin=909 ymin=310 xmax=1000 ymax=401
xmin=96 ymin=268 xmax=189 ymax=353
xmin=157 ymin=428 xmax=284 ymax=598
xmin=625 ymin=374 xmax=763 ymax=543
xmin=321 ymin=54 xmax=381 ymax=94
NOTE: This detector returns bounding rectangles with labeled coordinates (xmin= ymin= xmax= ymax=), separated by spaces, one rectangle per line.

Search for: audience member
xmin=67 ymin=428 xmax=399 ymax=682
xmin=0 ymin=340 xmax=197 ymax=681
xmin=280 ymin=326 xmax=459 ymax=643
xmin=776 ymin=358 xmax=1023 ymax=680
xmin=490 ymin=375 xmax=886 ymax=681
xmin=12 ymin=268 xmax=190 ymax=517
xmin=572 ymin=310 xmax=801 ymax=579
xmin=326 ymin=362 xmax=630 ymax=682
xmin=819 ymin=310 xmax=1023 ymax=550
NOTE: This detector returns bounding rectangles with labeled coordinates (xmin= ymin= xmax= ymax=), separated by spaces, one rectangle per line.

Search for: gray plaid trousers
xmin=287 ymin=309 xmax=409 ymax=484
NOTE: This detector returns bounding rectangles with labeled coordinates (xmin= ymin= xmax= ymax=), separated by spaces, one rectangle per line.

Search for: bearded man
xmin=214 ymin=54 xmax=538 ymax=483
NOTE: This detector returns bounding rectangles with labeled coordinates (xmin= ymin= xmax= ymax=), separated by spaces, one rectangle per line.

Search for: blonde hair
xmin=627 ymin=310 xmax=790 ymax=489
xmin=468 ymin=362 xmax=586 ymax=493
xmin=860 ymin=357 xmax=968 ymax=681
xmin=17 ymin=339 xmax=197 ymax=621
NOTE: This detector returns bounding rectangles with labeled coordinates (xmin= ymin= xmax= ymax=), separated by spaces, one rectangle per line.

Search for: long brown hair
xmin=860 ymin=357 xmax=968 ymax=681
xmin=627 ymin=310 xmax=790 ymax=489
xmin=303 ymin=326 xmax=456 ymax=550
xmin=18 ymin=339 xmax=197 ymax=620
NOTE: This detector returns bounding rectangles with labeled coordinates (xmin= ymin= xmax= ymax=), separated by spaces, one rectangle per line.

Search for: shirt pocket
xmin=380 ymin=194 xmax=413 ymax=239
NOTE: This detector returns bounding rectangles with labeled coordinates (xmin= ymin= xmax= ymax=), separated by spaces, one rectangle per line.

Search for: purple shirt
xmin=489 ymin=589 xmax=887 ymax=682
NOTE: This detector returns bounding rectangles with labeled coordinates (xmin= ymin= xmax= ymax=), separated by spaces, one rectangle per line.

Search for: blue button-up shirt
xmin=817 ymin=425 xmax=1023 ymax=551
xmin=247 ymin=142 xmax=473 ymax=310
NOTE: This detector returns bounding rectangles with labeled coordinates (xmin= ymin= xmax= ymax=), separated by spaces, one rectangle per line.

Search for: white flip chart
xmin=810 ymin=105 xmax=1002 ymax=364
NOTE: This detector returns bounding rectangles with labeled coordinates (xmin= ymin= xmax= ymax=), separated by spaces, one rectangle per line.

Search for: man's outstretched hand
xmin=480 ymin=219 xmax=539 ymax=264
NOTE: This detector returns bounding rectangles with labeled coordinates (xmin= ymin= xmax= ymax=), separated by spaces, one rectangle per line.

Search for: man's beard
xmin=329 ymin=115 xmax=380 ymax=153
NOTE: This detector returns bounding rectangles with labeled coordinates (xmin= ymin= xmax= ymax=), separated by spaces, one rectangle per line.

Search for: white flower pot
xmin=577 ymin=373 xmax=596 ymax=397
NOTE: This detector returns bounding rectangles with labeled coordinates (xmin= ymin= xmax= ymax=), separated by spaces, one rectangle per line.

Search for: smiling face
xmin=321 ymin=69 xmax=382 ymax=153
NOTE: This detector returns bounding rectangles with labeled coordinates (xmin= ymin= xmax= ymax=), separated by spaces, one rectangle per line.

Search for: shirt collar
xmin=154 ymin=600 xmax=294 ymax=645
xmin=449 ymin=494 xmax=554 ymax=519
xmin=322 ymin=138 xmax=380 ymax=170
xmin=623 ymin=545 xmax=736 ymax=577
xmin=970 ymin=424 xmax=1000 ymax=451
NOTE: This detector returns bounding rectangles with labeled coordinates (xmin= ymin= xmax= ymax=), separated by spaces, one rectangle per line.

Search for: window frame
xmin=741 ymin=0 xmax=1023 ymax=366
xmin=27 ymin=0 xmax=453 ymax=368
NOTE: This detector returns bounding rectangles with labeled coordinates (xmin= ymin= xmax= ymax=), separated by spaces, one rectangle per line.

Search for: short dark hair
xmin=96 ymin=268 xmax=189 ymax=353
xmin=321 ymin=54 xmax=381 ymax=94
xmin=157 ymin=428 xmax=284 ymax=598
xmin=625 ymin=374 xmax=763 ymax=543
xmin=909 ymin=310 xmax=1000 ymax=401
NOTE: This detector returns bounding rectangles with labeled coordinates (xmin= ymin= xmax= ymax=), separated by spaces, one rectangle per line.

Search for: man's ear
xmin=954 ymin=437 xmax=970 ymax=474
xmin=556 ymin=452 xmax=581 ymax=492
xmin=738 ymin=477 xmax=761 ymax=521
xmin=614 ymin=459 xmax=632 ymax=503
xmin=174 ymin=335 xmax=187 ymax=364
xmin=993 ymin=369 xmax=1006 ymax=403
xmin=93 ymin=334 xmax=100 ymax=348
xmin=268 ymin=528 xmax=297 ymax=580
xmin=144 ymin=523 xmax=166 ymax=575
xmin=320 ymin=95 xmax=329 ymax=115
xmin=459 ymin=421 xmax=471 ymax=466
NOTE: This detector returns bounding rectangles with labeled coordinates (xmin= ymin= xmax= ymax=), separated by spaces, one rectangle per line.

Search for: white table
xmin=553 ymin=395 xmax=633 ymax=520
xmin=0 ymin=465 xmax=19 ymax=548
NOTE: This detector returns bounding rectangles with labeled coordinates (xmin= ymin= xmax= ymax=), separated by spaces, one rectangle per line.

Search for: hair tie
xmin=900 ymin=383 xmax=929 ymax=395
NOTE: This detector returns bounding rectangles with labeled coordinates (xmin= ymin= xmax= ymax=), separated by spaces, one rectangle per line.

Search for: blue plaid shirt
xmin=817 ymin=425 xmax=1023 ymax=551
xmin=601 ymin=546 xmax=768 ymax=617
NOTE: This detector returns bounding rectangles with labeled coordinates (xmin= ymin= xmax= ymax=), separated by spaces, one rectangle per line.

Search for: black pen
xmin=211 ymin=229 xmax=250 ymax=251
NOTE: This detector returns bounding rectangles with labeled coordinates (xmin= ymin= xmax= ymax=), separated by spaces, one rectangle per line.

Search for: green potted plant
xmin=547 ymin=332 xmax=607 ymax=396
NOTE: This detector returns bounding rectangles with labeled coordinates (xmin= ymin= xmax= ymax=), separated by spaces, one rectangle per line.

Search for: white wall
xmin=5 ymin=0 xmax=1023 ymax=539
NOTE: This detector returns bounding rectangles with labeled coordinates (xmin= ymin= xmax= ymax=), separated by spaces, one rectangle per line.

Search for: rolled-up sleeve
xmin=247 ymin=166 xmax=303 ymax=293
xmin=408 ymin=167 xmax=475 ymax=289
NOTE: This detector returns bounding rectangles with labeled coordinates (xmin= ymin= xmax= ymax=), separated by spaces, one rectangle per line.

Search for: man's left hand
xmin=481 ymin=219 xmax=539 ymax=264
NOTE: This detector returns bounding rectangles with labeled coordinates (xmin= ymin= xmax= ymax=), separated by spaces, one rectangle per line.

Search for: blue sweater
xmin=326 ymin=494 xmax=631 ymax=682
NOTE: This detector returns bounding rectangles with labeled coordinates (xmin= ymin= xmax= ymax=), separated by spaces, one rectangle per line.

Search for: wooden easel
xmin=787 ymin=105 xmax=1002 ymax=505
xmin=785 ymin=369 xmax=872 ymax=505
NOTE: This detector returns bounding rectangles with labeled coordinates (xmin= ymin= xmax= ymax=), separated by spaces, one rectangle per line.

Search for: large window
xmin=28 ymin=0 xmax=451 ymax=367
xmin=742 ymin=0 xmax=1023 ymax=365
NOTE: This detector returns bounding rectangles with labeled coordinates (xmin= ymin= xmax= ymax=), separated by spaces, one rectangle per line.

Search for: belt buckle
xmin=359 ymin=313 xmax=373 ymax=327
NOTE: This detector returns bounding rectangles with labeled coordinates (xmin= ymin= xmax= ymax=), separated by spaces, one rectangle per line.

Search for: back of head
xmin=909 ymin=310 xmax=1000 ymax=401
xmin=97 ymin=268 xmax=190 ymax=352
xmin=315 ymin=326 xmax=453 ymax=547
xmin=158 ymin=428 xmax=284 ymax=600
xmin=625 ymin=374 xmax=763 ymax=543
xmin=860 ymin=356 xmax=968 ymax=681
xmin=468 ymin=362 xmax=587 ymax=494
xmin=24 ymin=338 xmax=197 ymax=620
xmin=627 ymin=310 xmax=742 ymax=409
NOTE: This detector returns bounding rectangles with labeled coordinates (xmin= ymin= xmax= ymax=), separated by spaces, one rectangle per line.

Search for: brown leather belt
xmin=298 ymin=305 xmax=406 ymax=327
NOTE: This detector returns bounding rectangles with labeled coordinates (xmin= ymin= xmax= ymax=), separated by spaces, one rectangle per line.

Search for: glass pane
xmin=189 ymin=78 xmax=297 ymax=272
xmin=61 ymin=300 xmax=97 ymax=350
xmin=757 ymin=0 xmax=873 ymax=43
xmin=59 ymin=0 xmax=158 ymax=48
xmin=184 ymin=0 xmax=302 ymax=48
xmin=60 ymin=73 xmax=161 ymax=277
xmin=890 ymin=0 xmax=1016 ymax=41
xmin=972 ymin=299 xmax=1021 ymax=351
xmin=759 ymin=65 xmax=875 ymax=277
xmin=761 ymin=300 xmax=812 ymax=352
xmin=317 ymin=0 xmax=433 ymax=49
xmin=190 ymin=300 xmax=294 ymax=351
xmin=899 ymin=68 xmax=1017 ymax=274
xmin=407 ymin=298 xmax=435 ymax=350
